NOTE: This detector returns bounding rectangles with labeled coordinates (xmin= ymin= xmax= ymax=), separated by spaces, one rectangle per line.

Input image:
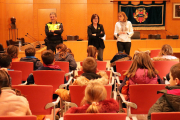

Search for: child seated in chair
xmin=20 ymin=47 xmax=43 ymax=70
xmin=0 ymin=70 xmax=32 ymax=116
xmin=118 ymin=51 xmax=164 ymax=101
xmin=55 ymin=57 xmax=109 ymax=101
xmin=148 ymin=63 xmax=180 ymax=120
xmin=26 ymin=50 xmax=66 ymax=85
xmin=65 ymin=81 xmax=119 ymax=113
xmin=0 ymin=53 xmax=13 ymax=71
xmin=6 ymin=45 xmax=20 ymax=62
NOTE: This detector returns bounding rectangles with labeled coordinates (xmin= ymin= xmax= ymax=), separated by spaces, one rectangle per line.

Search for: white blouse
xmin=114 ymin=21 xmax=134 ymax=42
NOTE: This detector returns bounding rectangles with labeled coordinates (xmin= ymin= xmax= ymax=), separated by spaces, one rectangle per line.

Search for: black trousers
xmin=117 ymin=42 xmax=131 ymax=55
xmin=97 ymin=48 xmax=104 ymax=61
xmin=47 ymin=41 xmax=62 ymax=53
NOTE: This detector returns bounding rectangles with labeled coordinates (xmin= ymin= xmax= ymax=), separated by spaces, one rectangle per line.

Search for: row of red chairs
xmin=1 ymin=112 xmax=180 ymax=120
xmin=8 ymin=84 xmax=180 ymax=120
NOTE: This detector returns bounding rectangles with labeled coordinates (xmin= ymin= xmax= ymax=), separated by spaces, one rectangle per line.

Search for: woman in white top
xmin=114 ymin=12 xmax=134 ymax=55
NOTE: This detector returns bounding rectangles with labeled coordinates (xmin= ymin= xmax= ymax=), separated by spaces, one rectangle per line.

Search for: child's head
xmin=0 ymin=53 xmax=12 ymax=68
xmin=56 ymin=44 xmax=67 ymax=53
xmin=82 ymin=57 xmax=97 ymax=73
xmin=25 ymin=47 xmax=35 ymax=56
xmin=169 ymin=63 xmax=180 ymax=86
xmin=0 ymin=70 xmax=11 ymax=95
xmin=83 ymin=81 xmax=107 ymax=113
xmin=87 ymin=45 xmax=98 ymax=59
xmin=159 ymin=44 xmax=173 ymax=56
xmin=125 ymin=51 xmax=158 ymax=78
xmin=7 ymin=45 xmax=18 ymax=58
xmin=41 ymin=50 xmax=54 ymax=65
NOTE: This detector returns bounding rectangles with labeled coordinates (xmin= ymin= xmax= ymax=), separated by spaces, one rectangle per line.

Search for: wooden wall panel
xmin=4 ymin=3 xmax=33 ymax=45
xmin=33 ymin=4 xmax=60 ymax=41
xmin=87 ymin=3 xmax=114 ymax=39
xmin=33 ymin=0 xmax=60 ymax=4
xmin=0 ymin=1 xmax=5 ymax=47
xmin=60 ymin=3 xmax=87 ymax=40
xmin=5 ymin=0 xmax=33 ymax=3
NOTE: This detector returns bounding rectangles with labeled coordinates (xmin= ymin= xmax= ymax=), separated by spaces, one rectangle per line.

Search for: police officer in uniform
xmin=45 ymin=12 xmax=63 ymax=53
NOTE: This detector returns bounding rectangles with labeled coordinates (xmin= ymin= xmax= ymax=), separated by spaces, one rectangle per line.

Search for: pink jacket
xmin=127 ymin=69 xmax=158 ymax=100
xmin=0 ymin=88 xmax=32 ymax=116
xmin=129 ymin=68 xmax=158 ymax=85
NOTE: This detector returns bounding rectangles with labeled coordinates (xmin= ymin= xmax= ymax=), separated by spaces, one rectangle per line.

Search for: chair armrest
xmin=58 ymin=76 xmax=73 ymax=89
xmin=45 ymin=97 xmax=60 ymax=109
xmin=65 ymin=71 xmax=73 ymax=77
xmin=19 ymin=81 xmax=27 ymax=85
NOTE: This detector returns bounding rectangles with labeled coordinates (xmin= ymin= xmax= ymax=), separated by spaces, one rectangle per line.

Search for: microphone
xmin=26 ymin=33 xmax=41 ymax=48
xmin=25 ymin=34 xmax=40 ymax=48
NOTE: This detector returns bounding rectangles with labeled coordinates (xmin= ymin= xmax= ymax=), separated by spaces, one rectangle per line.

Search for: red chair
xmin=97 ymin=61 xmax=107 ymax=71
xmin=80 ymin=61 xmax=107 ymax=71
xmin=33 ymin=70 xmax=65 ymax=93
xmin=12 ymin=85 xmax=53 ymax=115
xmin=119 ymin=84 xmax=166 ymax=119
xmin=69 ymin=85 xmax=112 ymax=107
xmin=64 ymin=113 xmax=127 ymax=120
xmin=8 ymin=70 xmax=22 ymax=85
xmin=0 ymin=116 xmax=37 ymax=120
xmin=150 ymin=49 xmax=160 ymax=58
xmin=54 ymin=61 xmax=69 ymax=73
xmin=129 ymin=84 xmax=166 ymax=115
xmin=151 ymin=112 xmax=180 ymax=120
xmin=116 ymin=61 xmax=132 ymax=80
xmin=153 ymin=61 xmax=179 ymax=79
xmin=11 ymin=62 xmax=33 ymax=81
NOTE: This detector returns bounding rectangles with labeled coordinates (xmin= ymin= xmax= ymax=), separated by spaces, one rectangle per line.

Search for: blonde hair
xmin=82 ymin=81 xmax=107 ymax=113
xmin=118 ymin=12 xmax=128 ymax=22
xmin=159 ymin=44 xmax=173 ymax=56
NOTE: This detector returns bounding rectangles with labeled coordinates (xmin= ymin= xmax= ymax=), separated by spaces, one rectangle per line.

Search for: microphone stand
xmin=26 ymin=33 xmax=41 ymax=48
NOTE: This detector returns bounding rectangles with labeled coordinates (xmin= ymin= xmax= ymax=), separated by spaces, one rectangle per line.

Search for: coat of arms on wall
xmin=133 ymin=8 xmax=148 ymax=23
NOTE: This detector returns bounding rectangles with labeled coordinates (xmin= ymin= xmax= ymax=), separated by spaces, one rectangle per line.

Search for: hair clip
xmin=92 ymin=102 xmax=99 ymax=106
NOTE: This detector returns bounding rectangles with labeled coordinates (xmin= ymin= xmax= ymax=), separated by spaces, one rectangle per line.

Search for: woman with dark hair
xmin=0 ymin=70 xmax=32 ymax=116
xmin=87 ymin=14 xmax=105 ymax=61
xmin=114 ymin=12 xmax=134 ymax=55
xmin=55 ymin=44 xmax=77 ymax=71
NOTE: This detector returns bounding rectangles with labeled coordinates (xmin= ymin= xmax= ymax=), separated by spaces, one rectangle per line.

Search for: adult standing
xmin=88 ymin=14 xmax=105 ymax=61
xmin=45 ymin=12 xmax=63 ymax=53
xmin=114 ymin=12 xmax=134 ymax=55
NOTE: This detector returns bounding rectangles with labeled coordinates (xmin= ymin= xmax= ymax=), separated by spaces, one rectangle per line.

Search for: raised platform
xmin=18 ymin=39 xmax=180 ymax=62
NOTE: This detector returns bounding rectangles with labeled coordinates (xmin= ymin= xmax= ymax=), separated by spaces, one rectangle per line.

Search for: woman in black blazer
xmin=87 ymin=14 xmax=105 ymax=61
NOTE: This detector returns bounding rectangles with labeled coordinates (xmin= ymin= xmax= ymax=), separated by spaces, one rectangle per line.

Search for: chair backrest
xmin=150 ymin=49 xmax=160 ymax=58
xmin=11 ymin=62 xmax=33 ymax=81
xmin=54 ymin=61 xmax=69 ymax=73
xmin=64 ymin=113 xmax=127 ymax=120
xmin=70 ymin=85 xmax=112 ymax=107
xmin=129 ymin=84 xmax=166 ymax=114
xmin=0 ymin=116 xmax=37 ymax=120
xmin=12 ymin=85 xmax=53 ymax=115
xmin=131 ymin=31 xmax=140 ymax=39
xmin=153 ymin=61 xmax=179 ymax=79
xmin=97 ymin=61 xmax=107 ymax=71
xmin=8 ymin=70 xmax=22 ymax=85
xmin=33 ymin=70 xmax=65 ymax=92
xmin=116 ymin=61 xmax=132 ymax=80
xmin=151 ymin=112 xmax=180 ymax=120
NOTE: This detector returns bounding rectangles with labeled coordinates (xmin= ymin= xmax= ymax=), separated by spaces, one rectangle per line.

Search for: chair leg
xmin=60 ymin=99 xmax=63 ymax=117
